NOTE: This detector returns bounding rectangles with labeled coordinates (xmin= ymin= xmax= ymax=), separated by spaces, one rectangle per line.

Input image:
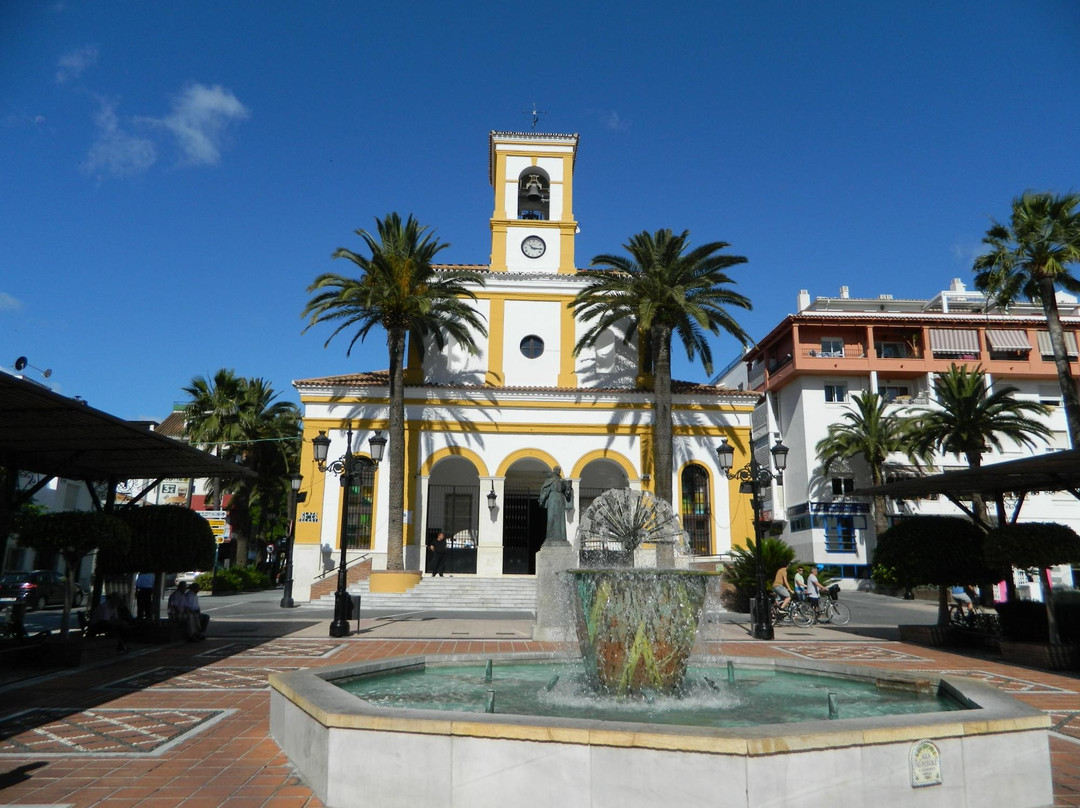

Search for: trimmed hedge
xmin=996 ymin=590 xmax=1080 ymax=643
xmin=200 ymin=565 xmax=270 ymax=593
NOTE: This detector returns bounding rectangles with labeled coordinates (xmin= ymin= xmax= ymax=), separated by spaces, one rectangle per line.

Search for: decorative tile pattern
xmin=917 ymin=669 xmax=1075 ymax=694
xmin=0 ymin=708 xmax=230 ymax=757
xmin=1048 ymin=711 xmax=1080 ymax=741
xmin=106 ymin=666 xmax=300 ymax=690
xmin=776 ymin=643 xmax=928 ymax=662
xmin=234 ymin=639 xmax=345 ymax=658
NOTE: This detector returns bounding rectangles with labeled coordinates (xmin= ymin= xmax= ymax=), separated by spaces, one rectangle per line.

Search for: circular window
xmin=520 ymin=335 xmax=545 ymax=359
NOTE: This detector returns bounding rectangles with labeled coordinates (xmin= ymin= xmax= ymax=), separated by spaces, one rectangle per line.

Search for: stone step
xmin=313 ymin=576 xmax=537 ymax=612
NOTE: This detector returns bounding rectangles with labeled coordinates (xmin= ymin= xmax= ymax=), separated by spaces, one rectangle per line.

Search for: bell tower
xmin=488 ymin=131 xmax=579 ymax=273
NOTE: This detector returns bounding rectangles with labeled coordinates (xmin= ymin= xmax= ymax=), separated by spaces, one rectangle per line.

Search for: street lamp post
xmin=717 ymin=436 xmax=789 ymax=641
xmin=279 ymin=472 xmax=304 ymax=608
xmin=312 ymin=423 xmax=385 ymax=638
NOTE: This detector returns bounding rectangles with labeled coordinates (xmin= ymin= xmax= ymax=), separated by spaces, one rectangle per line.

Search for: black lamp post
xmin=313 ymin=423 xmax=386 ymax=638
xmin=279 ymin=472 xmax=304 ymax=608
xmin=717 ymin=436 xmax=789 ymax=640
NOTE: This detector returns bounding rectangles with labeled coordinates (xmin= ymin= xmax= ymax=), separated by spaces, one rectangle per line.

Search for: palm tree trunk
xmin=386 ymin=328 xmax=407 ymax=570
xmin=1040 ymin=276 xmax=1080 ymax=449
xmin=652 ymin=325 xmax=675 ymax=567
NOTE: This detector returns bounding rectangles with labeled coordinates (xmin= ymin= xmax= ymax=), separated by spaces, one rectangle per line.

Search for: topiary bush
xmin=722 ymin=537 xmax=809 ymax=612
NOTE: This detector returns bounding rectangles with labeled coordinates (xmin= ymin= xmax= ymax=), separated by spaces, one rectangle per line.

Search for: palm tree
xmin=223 ymin=378 xmax=301 ymax=567
xmin=814 ymin=391 xmax=923 ymax=538
xmin=183 ymin=369 xmax=248 ymax=509
xmin=906 ymin=364 xmax=1051 ymax=526
xmin=571 ymin=229 xmax=751 ymax=506
xmin=973 ymin=191 xmax=1080 ymax=448
xmin=302 ymin=213 xmax=487 ymax=570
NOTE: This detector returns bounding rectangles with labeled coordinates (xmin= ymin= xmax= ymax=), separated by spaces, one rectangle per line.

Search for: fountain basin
xmin=269 ymin=653 xmax=1052 ymax=808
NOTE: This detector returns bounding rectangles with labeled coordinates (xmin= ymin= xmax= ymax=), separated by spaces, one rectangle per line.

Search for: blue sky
xmin=3 ymin=1 xmax=1078 ymax=421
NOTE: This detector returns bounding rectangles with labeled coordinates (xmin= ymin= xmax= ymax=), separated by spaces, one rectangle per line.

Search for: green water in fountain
xmin=335 ymin=661 xmax=967 ymax=728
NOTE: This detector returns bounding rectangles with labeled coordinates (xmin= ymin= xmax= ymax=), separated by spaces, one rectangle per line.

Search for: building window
xmin=824 ymin=384 xmax=847 ymax=403
xmin=875 ymin=341 xmax=907 ymax=359
xmin=343 ymin=459 xmax=377 ymax=550
xmin=823 ymin=516 xmax=857 ymax=553
xmin=820 ymin=338 xmax=844 ymax=358
xmin=831 ymin=477 xmax=855 ymax=495
xmin=878 ymin=384 xmax=910 ymax=402
xmin=680 ymin=464 xmax=711 ymax=555
xmin=520 ymin=335 xmax=545 ymax=359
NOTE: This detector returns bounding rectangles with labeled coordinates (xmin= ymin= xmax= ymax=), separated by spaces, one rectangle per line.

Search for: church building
xmin=290 ymin=131 xmax=758 ymax=599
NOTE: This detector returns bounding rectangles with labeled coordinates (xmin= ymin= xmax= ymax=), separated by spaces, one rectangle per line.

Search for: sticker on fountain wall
xmin=909 ymin=739 xmax=942 ymax=788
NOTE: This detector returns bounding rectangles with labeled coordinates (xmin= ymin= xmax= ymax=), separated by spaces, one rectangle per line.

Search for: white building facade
xmin=289 ymin=131 xmax=757 ymax=600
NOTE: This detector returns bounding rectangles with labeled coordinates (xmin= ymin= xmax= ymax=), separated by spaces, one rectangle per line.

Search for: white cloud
xmin=141 ymin=84 xmax=250 ymax=166
xmin=599 ymin=109 xmax=627 ymax=132
xmin=0 ymin=292 xmax=22 ymax=312
xmin=56 ymin=45 xmax=99 ymax=84
xmin=83 ymin=96 xmax=157 ymax=178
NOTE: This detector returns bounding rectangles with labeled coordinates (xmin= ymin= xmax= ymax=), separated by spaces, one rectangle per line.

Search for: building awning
xmin=0 ymin=372 xmax=255 ymax=482
xmin=1036 ymin=330 xmax=1079 ymax=358
xmin=928 ymin=328 xmax=979 ymax=354
xmin=985 ymin=329 xmax=1032 ymax=352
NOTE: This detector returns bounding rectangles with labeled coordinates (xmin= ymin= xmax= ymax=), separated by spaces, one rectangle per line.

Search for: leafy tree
xmin=973 ymin=191 xmax=1080 ymax=448
xmin=873 ymin=516 xmax=990 ymax=625
xmin=985 ymin=522 xmax=1080 ymax=645
xmin=906 ymin=364 xmax=1051 ymax=525
xmin=302 ymin=213 xmax=487 ymax=570
xmin=17 ymin=511 xmax=131 ymax=637
xmin=572 ymin=229 xmax=750 ymax=509
xmin=815 ymin=391 xmax=924 ymax=537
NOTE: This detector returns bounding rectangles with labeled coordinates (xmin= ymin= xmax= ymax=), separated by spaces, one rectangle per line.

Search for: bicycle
xmin=769 ymin=592 xmax=816 ymax=628
xmin=810 ymin=584 xmax=851 ymax=626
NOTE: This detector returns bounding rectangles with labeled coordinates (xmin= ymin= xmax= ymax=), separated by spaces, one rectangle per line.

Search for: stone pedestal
xmin=532 ymin=540 xmax=577 ymax=642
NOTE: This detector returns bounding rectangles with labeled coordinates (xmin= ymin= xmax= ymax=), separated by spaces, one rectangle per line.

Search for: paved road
xmin=18 ymin=584 xmax=944 ymax=635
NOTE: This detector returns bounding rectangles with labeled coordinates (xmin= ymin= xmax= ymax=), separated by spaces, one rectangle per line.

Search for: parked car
xmin=174 ymin=571 xmax=204 ymax=586
xmin=0 ymin=570 xmax=84 ymax=611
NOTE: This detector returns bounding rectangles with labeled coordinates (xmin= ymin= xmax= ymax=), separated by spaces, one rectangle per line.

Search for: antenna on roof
xmin=523 ymin=103 xmax=546 ymax=129
xmin=13 ymin=356 xmax=52 ymax=379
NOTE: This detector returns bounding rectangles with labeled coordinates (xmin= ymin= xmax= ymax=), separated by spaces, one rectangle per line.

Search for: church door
xmin=502 ymin=485 xmax=545 ymax=574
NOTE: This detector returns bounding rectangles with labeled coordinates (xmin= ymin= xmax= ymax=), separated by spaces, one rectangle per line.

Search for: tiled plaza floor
xmin=1 ymin=616 xmax=1079 ymax=807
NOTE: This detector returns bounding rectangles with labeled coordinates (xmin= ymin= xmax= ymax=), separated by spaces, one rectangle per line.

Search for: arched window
xmin=343 ymin=457 xmax=377 ymax=550
xmin=680 ymin=464 xmax=711 ymax=555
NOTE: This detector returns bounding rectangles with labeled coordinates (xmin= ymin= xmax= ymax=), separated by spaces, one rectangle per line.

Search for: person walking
xmin=135 ymin=571 xmax=155 ymax=621
xmin=428 ymin=530 xmax=448 ymax=577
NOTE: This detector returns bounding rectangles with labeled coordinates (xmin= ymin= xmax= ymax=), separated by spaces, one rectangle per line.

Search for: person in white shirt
xmin=806 ymin=567 xmax=825 ymax=615
xmin=168 ymin=582 xmax=197 ymax=640
xmin=184 ymin=583 xmax=209 ymax=640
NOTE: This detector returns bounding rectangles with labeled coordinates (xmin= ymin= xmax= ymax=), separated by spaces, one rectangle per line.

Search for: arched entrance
xmin=426 ymin=456 xmax=480 ymax=574
xmin=501 ymin=458 xmax=550 ymax=574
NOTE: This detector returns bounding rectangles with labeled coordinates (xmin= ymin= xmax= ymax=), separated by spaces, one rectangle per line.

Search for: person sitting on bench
xmin=88 ymin=592 xmax=130 ymax=652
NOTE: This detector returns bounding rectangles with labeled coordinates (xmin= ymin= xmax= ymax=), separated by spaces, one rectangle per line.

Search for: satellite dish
xmin=13 ymin=356 xmax=52 ymax=379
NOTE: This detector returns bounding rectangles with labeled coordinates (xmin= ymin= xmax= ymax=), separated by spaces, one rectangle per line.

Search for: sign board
xmin=909 ymin=739 xmax=942 ymax=788
xmin=197 ymin=510 xmax=231 ymax=544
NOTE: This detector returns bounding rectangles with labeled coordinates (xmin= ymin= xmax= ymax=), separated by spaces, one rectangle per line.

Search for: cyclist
xmin=806 ymin=566 xmax=825 ymax=615
xmin=773 ymin=565 xmax=793 ymax=613
xmin=951 ymin=584 xmax=976 ymax=618
xmin=793 ymin=567 xmax=807 ymax=601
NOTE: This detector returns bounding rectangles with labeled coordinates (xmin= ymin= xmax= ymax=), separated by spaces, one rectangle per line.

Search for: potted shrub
xmin=16 ymin=510 xmax=131 ymax=665
xmin=986 ymin=522 xmax=1080 ymax=669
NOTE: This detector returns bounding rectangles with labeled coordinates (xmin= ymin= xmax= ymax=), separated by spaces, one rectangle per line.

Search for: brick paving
xmin=0 ymin=617 xmax=1079 ymax=806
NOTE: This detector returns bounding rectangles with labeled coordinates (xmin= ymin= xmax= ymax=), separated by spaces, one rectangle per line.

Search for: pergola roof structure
xmin=860 ymin=449 xmax=1080 ymax=524
xmin=0 ymin=372 xmax=253 ymax=483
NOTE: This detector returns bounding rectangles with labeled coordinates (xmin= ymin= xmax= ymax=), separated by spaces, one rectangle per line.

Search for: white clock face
xmin=521 ymin=235 xmax=546 ymax=258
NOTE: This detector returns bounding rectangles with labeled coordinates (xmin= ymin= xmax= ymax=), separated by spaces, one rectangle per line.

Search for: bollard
xmin=486 ymin=690 xmax=495 ymax=713
xmin=828 ymin=692 xmax=838 ymax=719
xmin=545 ymin=674 xmax=560 ymax=691
xmin=485 ymin=659 xmax=493 ymax=683
xmin=727 ymin=660 xmax=735 ymax=684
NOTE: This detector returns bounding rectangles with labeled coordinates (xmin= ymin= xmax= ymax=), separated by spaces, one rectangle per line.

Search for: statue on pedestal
xmin=538 ymin=466 xmax=572 ymax=545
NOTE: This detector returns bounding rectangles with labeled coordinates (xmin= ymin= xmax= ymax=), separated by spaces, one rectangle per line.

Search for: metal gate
xmin=502 ymin=484 xmax=544 ymax=574
xmin=426 ymin=484 xmax=478 ymax=574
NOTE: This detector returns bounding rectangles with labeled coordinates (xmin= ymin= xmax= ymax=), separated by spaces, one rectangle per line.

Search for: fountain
xmin=269 ymin=488 xmax=1053 ymax=807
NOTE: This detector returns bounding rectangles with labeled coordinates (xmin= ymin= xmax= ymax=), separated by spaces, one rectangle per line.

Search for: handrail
xmin=313 ymin=552 xmax=371 ymax=583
